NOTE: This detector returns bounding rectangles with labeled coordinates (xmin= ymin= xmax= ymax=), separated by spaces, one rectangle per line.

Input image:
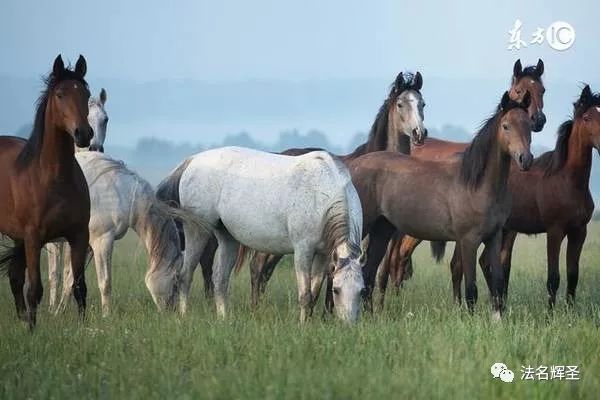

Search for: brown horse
xmin=349 ymin=91 xmax=533 ymax=317
xmin=379 ymin=59 xmax=546 ymax=296
xmin=0 ymin=55 xmax=93 ymax=329
xmin=475 ymin=85 xmax=600 ymax=309
xmin=168 ymin=71 xmax=427 ymax=306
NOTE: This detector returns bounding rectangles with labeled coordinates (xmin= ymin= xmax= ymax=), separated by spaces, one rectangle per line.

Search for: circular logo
xmin=546 ymin=21 xmax=575 ymax=51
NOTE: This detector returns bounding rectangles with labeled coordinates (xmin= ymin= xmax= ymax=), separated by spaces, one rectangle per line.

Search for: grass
xmin=2 ymin=224 xmax=600 ymax=399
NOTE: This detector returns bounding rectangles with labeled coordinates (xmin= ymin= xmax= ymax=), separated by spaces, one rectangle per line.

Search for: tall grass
xmin=1 ymin=224 xmax=600 ymax=399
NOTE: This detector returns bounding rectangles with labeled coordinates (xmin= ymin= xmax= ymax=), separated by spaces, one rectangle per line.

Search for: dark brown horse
xmin=475 ymin=85 xmax=600 ymax=309
xmin=379 ymin=59 xmax=546 ymax=296
xmin=349 ymin=91 xmax=533 ymax=317
xmin=0 ymin=55 xmax=93 ymax=329
xmin=167 ymin=72 xmax=427 ymax=306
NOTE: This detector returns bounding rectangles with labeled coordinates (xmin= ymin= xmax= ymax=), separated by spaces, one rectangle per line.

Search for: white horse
xmin=47 ymin=153 xmax=184 ymax=315
xmin=157 ymin=146 xmax=365 ymax=322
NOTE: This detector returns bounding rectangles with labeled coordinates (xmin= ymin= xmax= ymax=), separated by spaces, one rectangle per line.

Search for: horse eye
xmin=516 ymin=90 xmax=522 ymax=95
xmin=502 ymin=123 xmax=509 ymax=130
xmin=56 ymin=91 xmax=64 ymax=99
xmin=397 ymin=103 xmax=403 ymax=108
xmin=333 ymin=287 xmax=340 ymax=295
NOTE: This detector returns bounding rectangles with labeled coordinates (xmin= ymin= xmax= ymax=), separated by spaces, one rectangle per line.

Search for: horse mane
xmin=322 ymin=199 xmax=361 ymax=261
xmin=533 ymin=120 xmax=573 ymax=176
xmin=16 ymin=67 xmax=88 ymax=169
xmin=460 ymin=98 xmax=527 ymax=188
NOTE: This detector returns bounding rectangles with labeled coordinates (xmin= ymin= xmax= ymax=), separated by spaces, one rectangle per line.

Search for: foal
xmin=349 ymin=92 xmax=533 ymax=317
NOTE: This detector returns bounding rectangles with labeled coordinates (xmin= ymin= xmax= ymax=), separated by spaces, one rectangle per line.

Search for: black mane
xmin=460 ymin=99 xmax=527 ymax=188
xmin=16 ymin=67 xmax=88 ymax=169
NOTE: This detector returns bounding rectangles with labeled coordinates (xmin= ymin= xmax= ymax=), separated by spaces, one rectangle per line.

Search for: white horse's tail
xmin=156 ymin=157 xmax=194 ymax=207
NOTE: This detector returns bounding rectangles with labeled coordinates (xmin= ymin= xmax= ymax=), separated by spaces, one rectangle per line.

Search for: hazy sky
xmin=1 ymin=0 xmax=597 ymax=82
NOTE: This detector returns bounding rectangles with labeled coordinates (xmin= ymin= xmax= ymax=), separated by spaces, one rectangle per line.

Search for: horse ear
xmin=394 ymin=72 xmax=405 ymax=92
xmin=52 ymin=55 xmax=65 ymax=77
xmin=500 ymin=91 xmax=511 ymax=110
xmin=75 ymin=55 xmax=87 ymax=78
xmin=413 ymin=71 xmax=423 ymax=91
xmin=536 ymin=59 xmax=544 ymax=77
xmin=522 ymin=91 xmax=531 ymax=109
xmin=579 ymin=85 xmax=592 ymax=105
xmin=100 ymin=88 xmax=107 ymax=105
xmin=513 ymin=59 xmax=523 ymax=78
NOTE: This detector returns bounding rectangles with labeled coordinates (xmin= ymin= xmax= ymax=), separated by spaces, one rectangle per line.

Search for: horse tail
xmin=0 ymin=240 xmax=26 ymax=278
xmin=156 ymin=157 xmax=193 ymax=207
xmin=430 ymin=241 xmax=446 ymax=263
xmin=233 ymin=245 xmax=255 ymax=275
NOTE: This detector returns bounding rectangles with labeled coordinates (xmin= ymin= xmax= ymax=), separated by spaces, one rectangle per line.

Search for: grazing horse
xmin=199 ymin=71 xmax=427 ymax=307
xmin=349 ymin=92 xmax=533 ymax=318
xmin=47 ymin=152 xmax=183 ymax=316
xmin=477 ymin=85 xmax=600 ymax=308
xmin=158 ymin=147 xmax=365 ymax=322
xmin=0 ymin=55 xmax=93 ymax=328
xmin=379 ymin=59 xmax=546 ymax=296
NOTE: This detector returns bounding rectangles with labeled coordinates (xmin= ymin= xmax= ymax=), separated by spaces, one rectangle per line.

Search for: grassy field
xmin=1 ymin=225 xmax=600 ymax=399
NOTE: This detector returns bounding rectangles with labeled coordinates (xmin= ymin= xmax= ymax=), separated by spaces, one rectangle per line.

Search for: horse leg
xmin=500 ymin=230 xmax=518 ymax=299
xmin=376 ymin=239 xmax=394 ymax=310
xmin=396 ymin=236 xmax=421 ymax=287
xmin=309 ymin=253 xmax=328 ymax=311
xmin=90 ymin=234 xmax=114 ymax=317
xmin=450 ymin=247 xmax=462 ymax=304
xmin=249 ymin=252 xmax=266 ymax=307
xmin=68 ymin=230 xmax=90 ymax=319
xmin=458 ymin=238 xmax=478 ymax=313
xmin=324 ymin=275 xmax=334 ymax=315
xmin=546 ymin=228 xmax=566 ymax=309
xmin=212 ymin=229 xmax=239 ymax=318
xmin=259 ymin=254 xmax=283 ymax=295
xmin=179 ymin=224 xmax=210 ymax=314
xmin=199 ymin=236 xmax=216 ymax=299
xmin=7 ymin=243 xmax=27 ymax=322
xmin=363 ymin=219 xmax=396 ymax=313
xmin=293 ymin=245 xmax=315 ymax=323
xmin=46 ymin=242 xmax=62 ymax=311
xmin=55 ymin=245 xmax=73 ymax=314
xmin=485 ymin=231 xmax=505 ymax=320
xmin=23 ymin=235 xmax=42 ymax=329
xmin=478 ymin=245 xmax=492 ymax=296
xmin=566 ymin=226 xmax=586 ymax=306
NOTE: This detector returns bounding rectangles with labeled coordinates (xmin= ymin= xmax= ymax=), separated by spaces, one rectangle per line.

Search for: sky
xmin=0 ymin=0 xmax=599 ymax=147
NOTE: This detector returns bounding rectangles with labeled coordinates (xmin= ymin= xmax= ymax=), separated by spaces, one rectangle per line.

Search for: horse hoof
xmin=491 ymin=311 xmax=502 ymax=322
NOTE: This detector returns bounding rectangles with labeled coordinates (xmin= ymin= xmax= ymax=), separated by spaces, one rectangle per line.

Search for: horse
xmin=195 ymin=71 xmax=427 ymax=307
xmin=475 ymin=85 xmax=600 ymax=309
xmin=0 ymin=55 xmax=93 ymax=329
xmin=47 ymin=152 xmax=184 ymax=316
xmin=86 ymin=88 xmax=108 ymax=152
xmin=348 ymin=91 xmax=533 ymax=318
xmin=379 ymin=59 xmax=547 ymax=298
xmin=158 ymin=147 xmax=365 ymax=322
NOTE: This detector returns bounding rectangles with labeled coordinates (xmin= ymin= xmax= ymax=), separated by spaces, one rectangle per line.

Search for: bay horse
xmin=476 ymin=85 xmax=600 ymax=309
xmin=198 ymin=72 xmax=427 ymax=307
xmin=159 ymin=147 xmax=365 ymax=322
xmin=47 ymin=152 xmax=184 ymax=316
xmin=349 ymin=91 xmax=533 ymax=318
xmin=379 ymin=59 xmax=546 ymax=297
xmin=0 ymin=55 xmax=93 ymax=329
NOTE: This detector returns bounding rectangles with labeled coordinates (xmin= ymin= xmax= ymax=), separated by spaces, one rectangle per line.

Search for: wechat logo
xmin=491 ymin=362 xmax=514 ymax=383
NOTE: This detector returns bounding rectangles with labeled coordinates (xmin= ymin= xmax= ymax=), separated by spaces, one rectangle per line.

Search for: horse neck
xmin=40 ymin=111 xmax=76 ymax=179
xmin=480 ymin=133 xmax=511 ymax=195
xmin=131 ymin=193 xmax=180 ymax=274
xmin=564 ymin=122 xmax=593 ymax=188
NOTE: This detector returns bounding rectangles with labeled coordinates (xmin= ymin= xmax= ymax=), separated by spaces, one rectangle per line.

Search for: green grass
xmin=2 ymin=224 xmax=600 ymax=399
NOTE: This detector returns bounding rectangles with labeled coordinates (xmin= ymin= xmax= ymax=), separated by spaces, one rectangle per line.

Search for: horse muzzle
xmin=532 ymin=112 xmax=546 ymax=133
xmin=74 ymin=126 xmax=94 ymax=148
xmin=515 ymin=151 xmax=533 ymax=171
xmin=412 ymin=128 xmax=428 ymax=146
